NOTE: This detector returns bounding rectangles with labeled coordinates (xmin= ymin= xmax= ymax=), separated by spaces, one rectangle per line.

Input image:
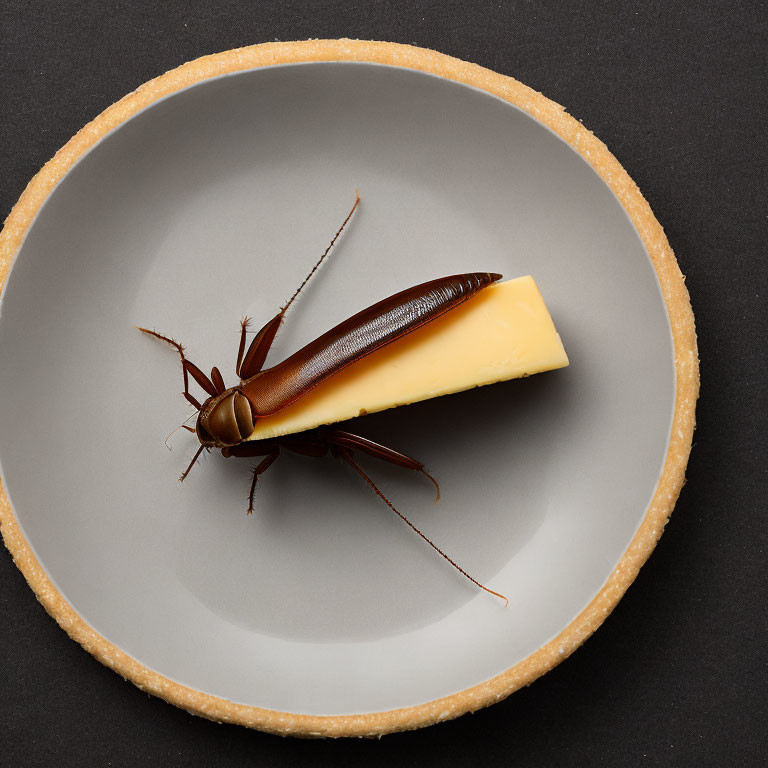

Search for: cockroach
xmin=138 ymin=193 xmax=507 ymax=603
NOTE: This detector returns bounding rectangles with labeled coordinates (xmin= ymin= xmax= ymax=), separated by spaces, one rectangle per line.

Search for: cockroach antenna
xmin=339 ymin=448 xmax=508 ymax=606
xmin=235 ymin=193 xmax=361 ymax=379
xmin=281 ymin=190 xmax=360 ymax=315
xmin=164 ymin=419 xmax=197 ymax=450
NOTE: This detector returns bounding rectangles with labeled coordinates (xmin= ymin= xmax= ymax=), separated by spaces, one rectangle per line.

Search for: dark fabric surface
xmin=1 ymin=2 xmax=766 ymax=766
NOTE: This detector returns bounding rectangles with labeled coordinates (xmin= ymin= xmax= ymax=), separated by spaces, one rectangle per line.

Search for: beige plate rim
xmin=0 ymin=39 xmax=698 ymax=738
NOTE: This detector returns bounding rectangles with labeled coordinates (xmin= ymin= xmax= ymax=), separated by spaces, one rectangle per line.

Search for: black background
xmin=1 ymin=2 xmax=766 ymax=766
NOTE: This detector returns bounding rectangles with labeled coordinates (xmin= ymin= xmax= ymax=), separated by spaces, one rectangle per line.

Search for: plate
xmin=0 ymin=41 xmax=697 ymax=737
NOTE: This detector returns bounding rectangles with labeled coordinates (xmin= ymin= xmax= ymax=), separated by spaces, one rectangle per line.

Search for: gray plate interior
xmin=0 ymin=63 xmax=674 ymax=715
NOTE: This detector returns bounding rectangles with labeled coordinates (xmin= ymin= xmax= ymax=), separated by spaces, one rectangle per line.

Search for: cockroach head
xmin=195 ymin=389 xmax=256 ymax=448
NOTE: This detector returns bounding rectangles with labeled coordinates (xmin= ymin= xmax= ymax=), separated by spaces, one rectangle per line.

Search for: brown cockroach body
xmin=139 ymin=194 xmax=506 ymax=602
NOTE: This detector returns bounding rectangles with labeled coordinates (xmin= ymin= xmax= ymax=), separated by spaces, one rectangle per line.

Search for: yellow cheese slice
xmin=247 ymin=276 xmax=568 ymax=440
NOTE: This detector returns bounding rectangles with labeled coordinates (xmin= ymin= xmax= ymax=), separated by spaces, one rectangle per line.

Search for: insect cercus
xmin=138 ymin=193 xmax=506 ymax=602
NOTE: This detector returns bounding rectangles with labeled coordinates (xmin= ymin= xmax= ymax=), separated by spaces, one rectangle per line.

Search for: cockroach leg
xmin=135 ymin=326 xmax=210 ymax=410
xmin=235 ymin=316 xmax=251 ymax=376
xmin=179 ymin=444 xmax=205 ymax=482
xmin=183 ymin=360 xmax=217 ymax=398
xmin=221 ymin=440 xmax=281 ymax=459
xmin=279 ymin=437 xmax=330 ymax=458
xmin=210 ymin=366 xmax=225 ymax=394
xmin=248 ymin=449 xmax=280 ymax=514
xmin=185 ymin=392 xmax=203 ymax=410
xmin=222 ymin=440 xmax=285 ymax=510
xmin=422 ymin=471 xmax=441 ymax=504
xmin=337 ymin=447 xmax=508 ymax=606
xmin=325 ymin=430 xmax=441 ymax=503
xmin=238 ymin=312 xmax=285 ymax=380
xmin=237 ymin=192 xmax=361 ymax=381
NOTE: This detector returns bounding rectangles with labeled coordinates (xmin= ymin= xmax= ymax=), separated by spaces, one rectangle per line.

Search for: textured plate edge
xmin=0 ymin=39 xmax=699 ymax=738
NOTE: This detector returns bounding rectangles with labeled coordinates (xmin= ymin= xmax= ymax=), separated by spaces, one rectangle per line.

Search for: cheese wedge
xmin=247 ymin=276 xmax=568 ymax=440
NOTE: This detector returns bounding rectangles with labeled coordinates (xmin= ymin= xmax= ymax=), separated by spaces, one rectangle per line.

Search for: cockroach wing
xmin=239 ymin=272 xmax=502 ymax=417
